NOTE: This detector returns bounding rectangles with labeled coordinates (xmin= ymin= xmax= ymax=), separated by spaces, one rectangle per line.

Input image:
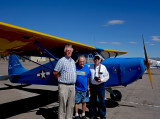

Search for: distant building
xmin=149 ymin=59 xmax=160 ymax=68
xmin=0 ymin=55 xmax=48 ymax=62
xmin=30 ymin=56 xmax=47 ymax=62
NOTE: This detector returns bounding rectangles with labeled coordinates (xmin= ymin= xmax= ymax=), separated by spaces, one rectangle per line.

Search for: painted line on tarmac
xmin=121 ymin=101 xmax=160 ymax=108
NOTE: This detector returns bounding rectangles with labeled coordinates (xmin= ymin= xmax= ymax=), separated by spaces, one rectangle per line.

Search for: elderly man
xmin=74 ymin=55 xmax=91 ymax=119
xmin=53 ymin=45 xmax=76 ymax=119
xmin=89 ymin=55 xmax=109 ymax=119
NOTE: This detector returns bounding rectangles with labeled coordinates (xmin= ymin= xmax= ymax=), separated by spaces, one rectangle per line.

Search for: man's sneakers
xmin=75 ymin=116 xmax=80 ymax=119
xmin=82 ymin=116 xmax=87 ymax=119
xmin=75 ymin=116 xmax=87 ymax=119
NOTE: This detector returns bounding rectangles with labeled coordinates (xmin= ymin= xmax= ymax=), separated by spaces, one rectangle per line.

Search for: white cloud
xmin=150 ymin=43 xmax=155 ymax=46
xmin=97 ymin=42 xmax=108 ymax=44
xmin=128 ymin=42 xmax=137 ymax=44
xmin=97 ymin=41 xmax=120 ymax=45
xmin=104 ymin=20 xmax=125 ymax=26
xmin=111 ymin=42 xmax=121 ymax=45
xmin=152 ymin=36 xmax=160 ymax=42
xmin=145 ymin=42 xmax=150 ymax=44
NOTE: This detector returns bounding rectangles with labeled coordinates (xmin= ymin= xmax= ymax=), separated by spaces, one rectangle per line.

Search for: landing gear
xmin=106 ymin=88 xmax=122 ymax=101
xmin=110 ymin=90 xmax=122 ymax=101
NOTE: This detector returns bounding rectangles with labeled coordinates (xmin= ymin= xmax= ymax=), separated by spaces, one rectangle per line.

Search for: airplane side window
xmin=85 ymin=54 xmax=94 ymax=64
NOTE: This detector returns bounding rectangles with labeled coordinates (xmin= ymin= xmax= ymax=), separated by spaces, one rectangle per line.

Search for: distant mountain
xmin=150 ymin=57 xmax=160 ymax=61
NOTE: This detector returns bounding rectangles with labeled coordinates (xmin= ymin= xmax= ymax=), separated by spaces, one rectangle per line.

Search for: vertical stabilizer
xmin=8 ymin=55 xmax=28 ymax=75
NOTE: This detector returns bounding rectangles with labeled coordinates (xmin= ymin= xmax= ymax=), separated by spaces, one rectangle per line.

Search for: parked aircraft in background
xmin=0 ymin=22 xmax=153 ymax=101
xmin=149 ymin=59 xmax=160 ymax=68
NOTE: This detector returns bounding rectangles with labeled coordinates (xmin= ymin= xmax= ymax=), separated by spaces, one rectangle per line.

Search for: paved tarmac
xmin=0 ymin=61 xmax=160 ymax=119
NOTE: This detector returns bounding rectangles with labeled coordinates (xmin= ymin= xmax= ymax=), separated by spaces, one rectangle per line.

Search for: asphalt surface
xmin=0 ymin=61 xmax=160 ymax=119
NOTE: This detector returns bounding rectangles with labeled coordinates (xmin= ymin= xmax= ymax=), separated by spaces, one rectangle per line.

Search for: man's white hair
xmin=77 ymin=55 xmax=86 ymax=63
xmin=64 ymin=45 xmax=73 ymax=52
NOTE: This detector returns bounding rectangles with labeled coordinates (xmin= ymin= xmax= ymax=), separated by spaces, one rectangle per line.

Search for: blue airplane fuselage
xmin=8 ymin=55 xmax=146 ymax=87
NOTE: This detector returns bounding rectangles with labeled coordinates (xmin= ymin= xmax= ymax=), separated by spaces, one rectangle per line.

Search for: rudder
xmin=8 ymin=55 xmax=28 ymax=75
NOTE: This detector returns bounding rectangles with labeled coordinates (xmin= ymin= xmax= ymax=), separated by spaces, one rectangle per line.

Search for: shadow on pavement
xmin=0 ymin=84 xmax=121 ymax=119
xmin=0 ymin=84 xmax=58 ymax=119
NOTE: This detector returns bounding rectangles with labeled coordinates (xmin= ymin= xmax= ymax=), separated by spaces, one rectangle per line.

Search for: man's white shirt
xmin=90 ymin=64 xmax=109 ymax=85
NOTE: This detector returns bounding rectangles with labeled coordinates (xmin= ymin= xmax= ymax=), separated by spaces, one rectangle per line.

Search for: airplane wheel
xmin=110 ymin=90 xmax=122 ymax=101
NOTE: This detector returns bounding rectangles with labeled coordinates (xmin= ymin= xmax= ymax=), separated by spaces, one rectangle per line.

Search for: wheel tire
xmin=110 ymin=90 xmax=122 ymax=101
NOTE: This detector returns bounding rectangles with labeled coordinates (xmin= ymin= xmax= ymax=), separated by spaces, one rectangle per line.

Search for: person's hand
xmin=87 ymin=86 xmax=90 ymax=91
xmin=97 ymin=78 xmax=101 ymax=82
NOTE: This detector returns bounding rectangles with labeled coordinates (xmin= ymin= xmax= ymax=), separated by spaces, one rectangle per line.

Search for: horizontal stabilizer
xmin=0 ymin=75 xmax=12 ymax=80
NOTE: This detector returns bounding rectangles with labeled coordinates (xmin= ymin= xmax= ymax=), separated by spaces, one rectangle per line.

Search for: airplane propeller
xmin=142 ymin=35 xmax=153 ymax=89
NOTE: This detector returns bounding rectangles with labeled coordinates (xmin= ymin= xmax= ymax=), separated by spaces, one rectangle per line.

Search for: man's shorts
xmin=75 ymin=90 xmax=89 ymax=103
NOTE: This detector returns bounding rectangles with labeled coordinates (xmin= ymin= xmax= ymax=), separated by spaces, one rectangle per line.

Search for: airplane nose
xmin=102 ymin=58 xmax=146 ymax=87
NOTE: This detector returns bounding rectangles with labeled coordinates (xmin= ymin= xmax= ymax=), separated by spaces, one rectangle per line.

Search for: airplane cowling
xmin=101 ymin=58 xmax=146 ymax=87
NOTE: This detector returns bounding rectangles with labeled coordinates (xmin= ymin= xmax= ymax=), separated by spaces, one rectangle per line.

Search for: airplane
xmin=149 ymin=59 xmax=160 ymax=69
xmin=0 ymin=22 xmax=153 ymax=101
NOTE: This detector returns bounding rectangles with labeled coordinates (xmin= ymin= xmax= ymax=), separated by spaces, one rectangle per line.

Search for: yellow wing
xmin=0 ymin=22 xmax=127 ymax=58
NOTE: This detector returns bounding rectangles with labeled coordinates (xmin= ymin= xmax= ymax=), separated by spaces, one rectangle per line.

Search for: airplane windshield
xmin=98 ymin=51 xmax=110 ymax=59
xmin=93 ymin=51 xmax=109 ymax=60
xmin=72 ymin=51 xmax=111 ymax=64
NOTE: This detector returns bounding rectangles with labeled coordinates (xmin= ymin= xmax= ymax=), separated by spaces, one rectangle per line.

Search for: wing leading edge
xmin=0 ymin=22 xmax=127 ymax=58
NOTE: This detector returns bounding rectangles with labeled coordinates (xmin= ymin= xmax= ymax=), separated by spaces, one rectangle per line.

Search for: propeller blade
xmin=142 ymin=35 xmax=153 ymax=89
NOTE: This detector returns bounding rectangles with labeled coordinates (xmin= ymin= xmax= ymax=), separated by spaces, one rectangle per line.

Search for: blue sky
xmin=0 ymin=0 xmax=160 ymax=58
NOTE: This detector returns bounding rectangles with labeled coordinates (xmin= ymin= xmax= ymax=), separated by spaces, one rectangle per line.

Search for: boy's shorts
xmin=75 ymin=90 xmax=89 ymax=103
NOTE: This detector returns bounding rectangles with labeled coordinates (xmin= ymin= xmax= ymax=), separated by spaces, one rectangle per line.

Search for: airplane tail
xmin=8 ymin=54 xmax=28 ymax=75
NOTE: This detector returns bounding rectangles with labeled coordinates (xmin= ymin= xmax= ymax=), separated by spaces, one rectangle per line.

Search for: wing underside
xmin=0 ymin=22 xmax=127 ymax=58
